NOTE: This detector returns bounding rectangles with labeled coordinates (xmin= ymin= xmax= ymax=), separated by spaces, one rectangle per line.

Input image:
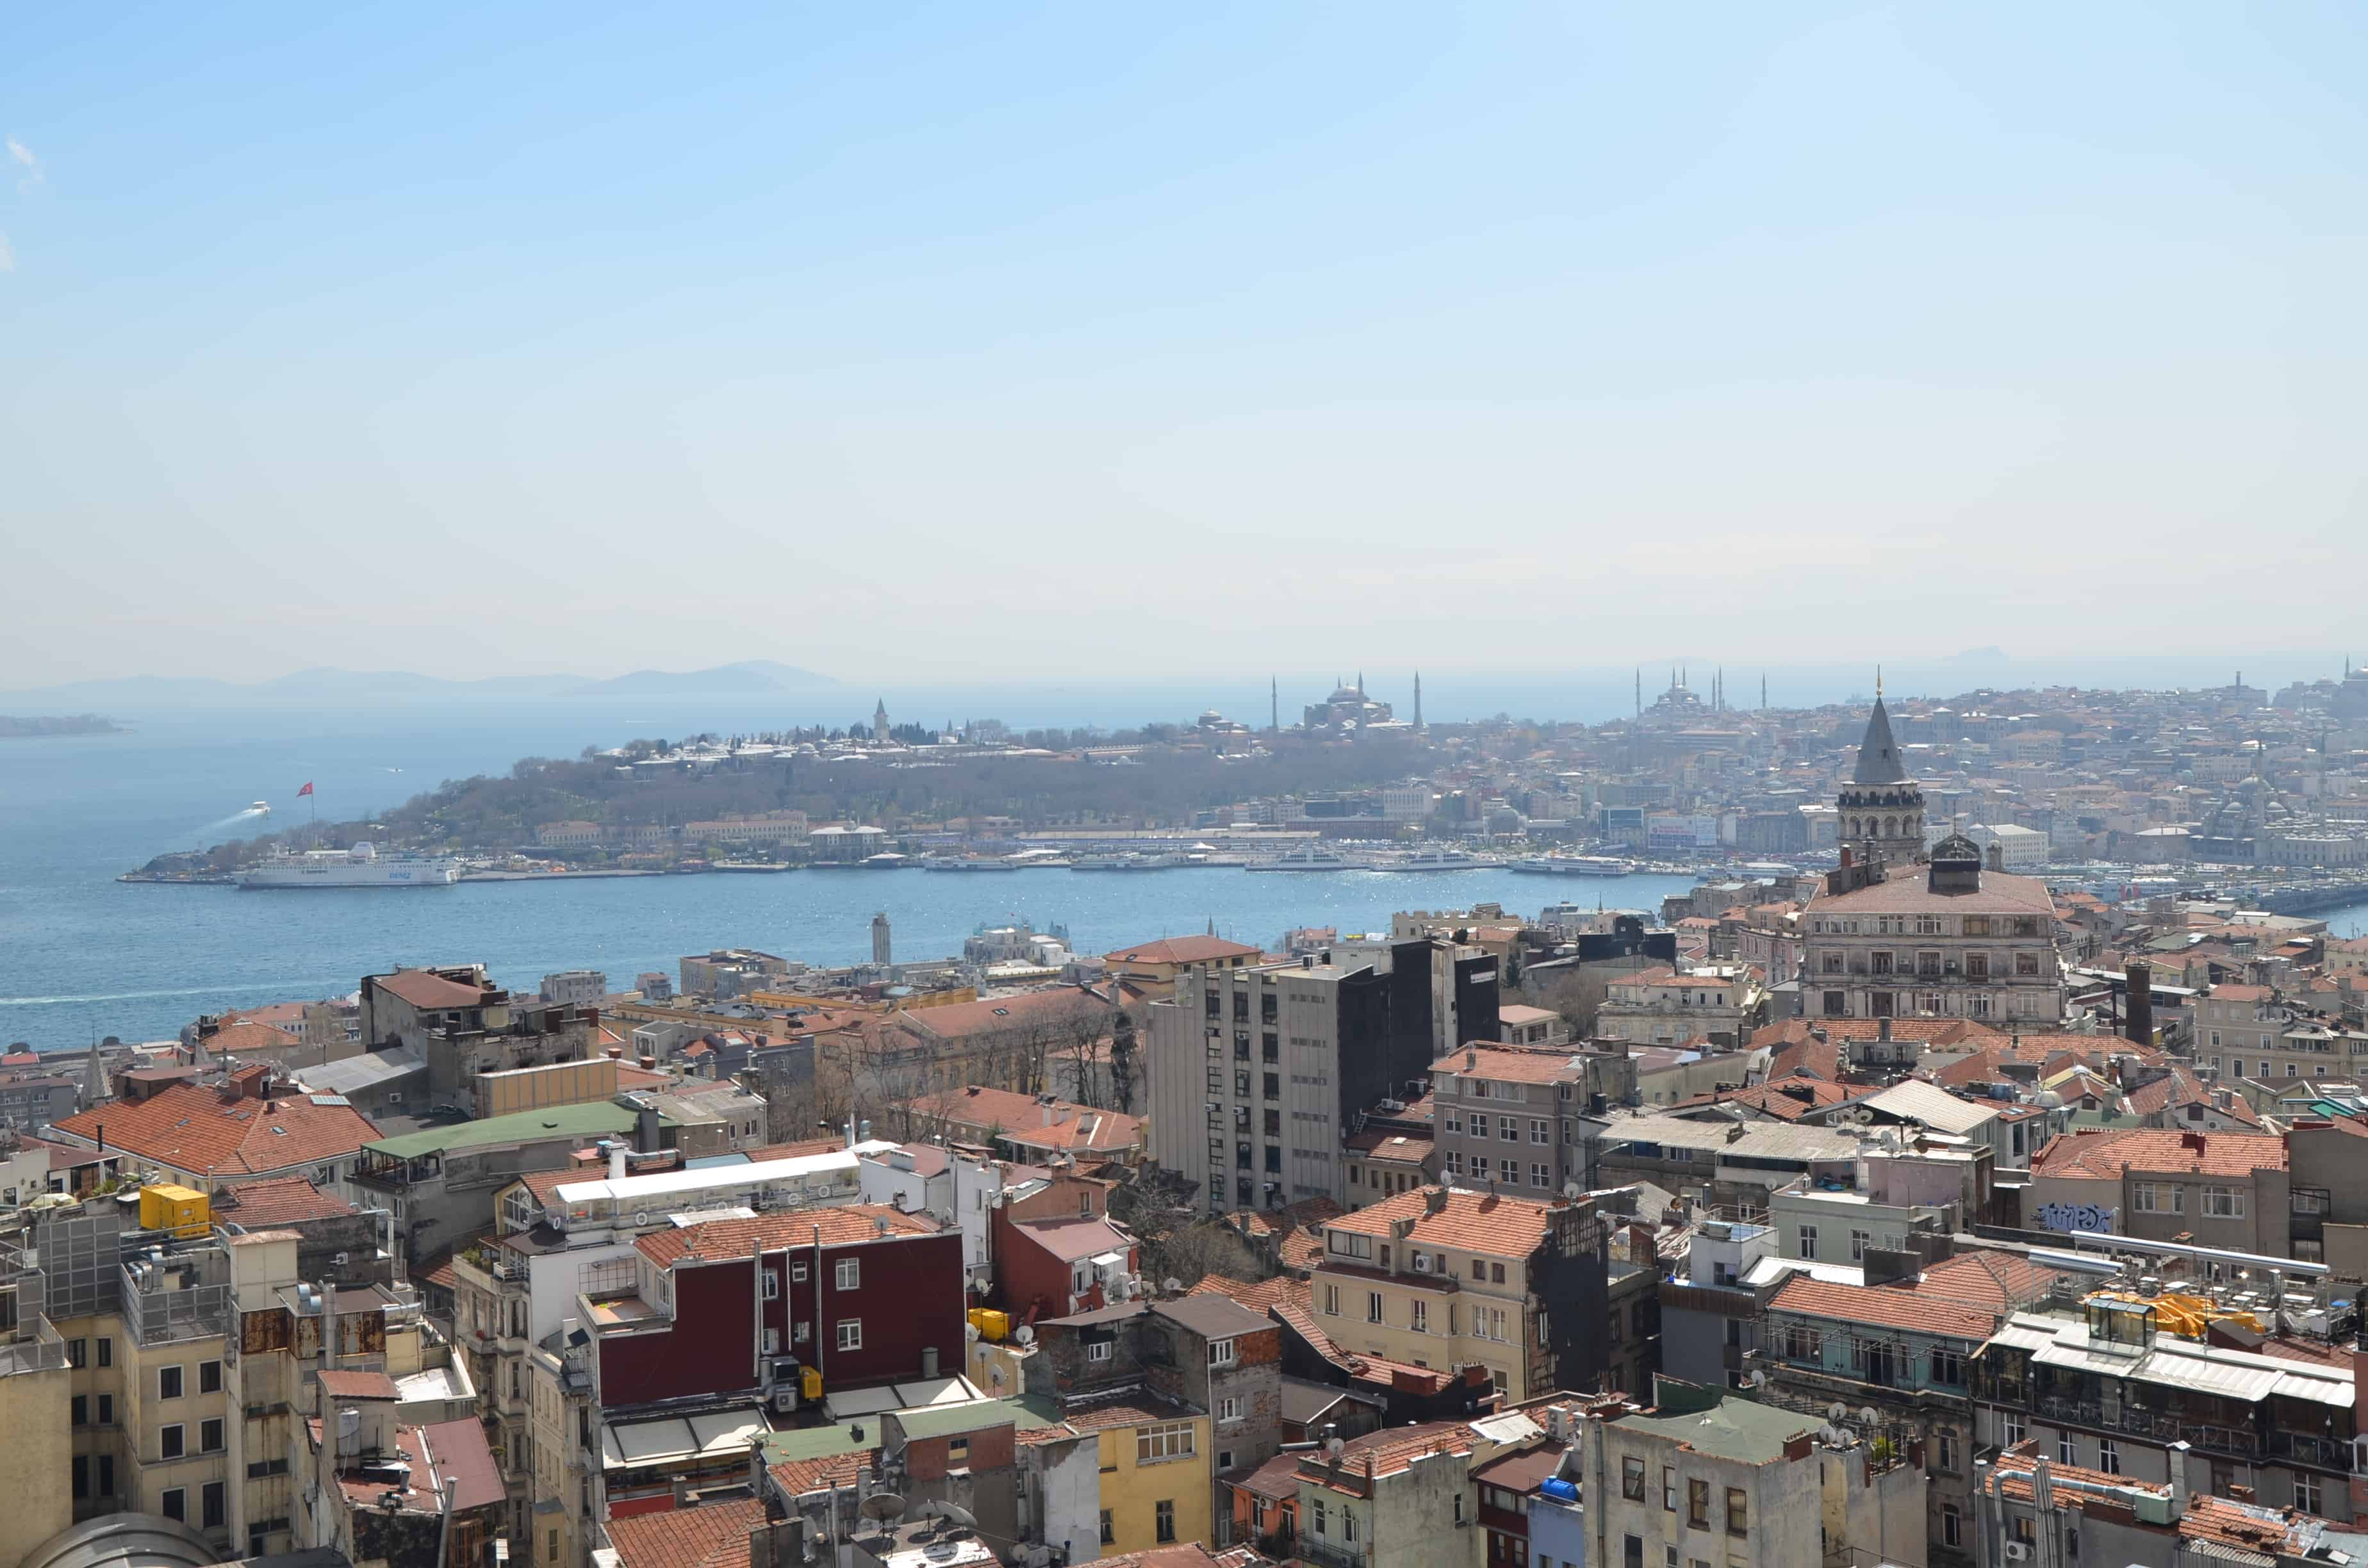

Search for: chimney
xmin=2167 ymin=1441 xmax=2192 ymax=1519
xmin=2125 ymin=960 xmax=2155 ymax=1045
xmin=607 ymin=1141 xmax=627 ymax=1182
xmin=1467 ymin=1047 xmax=1477 ymax=1070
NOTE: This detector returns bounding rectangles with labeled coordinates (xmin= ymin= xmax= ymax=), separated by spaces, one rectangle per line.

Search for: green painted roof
xmin=363 ymin=1100 xmax=645 ymax=1159
xmin=761 ymin=1421 xmax=873 ymax=1462
xmin=1615 ymin=1397 xmax=1817 ymax=1465
xmin=892 ymin=1399 xmax=1033 ymax=1441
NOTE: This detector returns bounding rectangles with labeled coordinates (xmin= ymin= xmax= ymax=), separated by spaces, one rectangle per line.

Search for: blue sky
xmin=5 ymin=3 xmax=2365 ymax=685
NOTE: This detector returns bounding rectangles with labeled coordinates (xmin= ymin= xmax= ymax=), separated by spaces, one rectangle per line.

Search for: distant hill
xmin=0 ymin=662 xmax=841 ymax=708
xmin=0 ymin=713 xmax=122 ymax=738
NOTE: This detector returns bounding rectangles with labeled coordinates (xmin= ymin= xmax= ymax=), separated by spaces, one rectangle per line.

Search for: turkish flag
xmin=297 ymin=781 xmax=314 ymax=797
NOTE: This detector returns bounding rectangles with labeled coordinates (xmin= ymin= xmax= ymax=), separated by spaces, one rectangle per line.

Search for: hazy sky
xmin=6 ymin=3 xmax=2365 ymax=687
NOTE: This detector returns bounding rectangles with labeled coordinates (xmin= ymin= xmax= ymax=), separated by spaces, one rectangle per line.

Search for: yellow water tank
xmin=139 ymin=1184 xmax=211 ymax=1237
xmin=969 ymin=1308 xmax=1011 ymax=1343
xmin=800 ymin=1364 xmax=823 ymax=1402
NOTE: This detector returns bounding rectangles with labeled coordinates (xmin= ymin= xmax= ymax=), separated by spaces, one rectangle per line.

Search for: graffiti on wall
xmin=2036 ymin=1202 xmax=2116 ymax=1235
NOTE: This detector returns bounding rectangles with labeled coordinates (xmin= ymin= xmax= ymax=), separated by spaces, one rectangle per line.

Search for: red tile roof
xmin=1431 ymin=1046 xmax=1586 ymax=1086
xmin=607 ymin=1494 xmax=766 ymax=1568
xmin=1188 ymin=1274 xmax=1311 ymax=1314
xmin=318 ymin=1369 xmax=400 ymax=1400
xmin=372 ymin=968 xmax=495 ymax=1010
xmin=215 ymin=1175 xmax=357 ymax=1227
xmin=1103 ymin=937 xmax=1263 ymax=966
xmin=196 ymin=1020 xmax=303 ymax=1057
xmin=2031 ymin=1127 xmax=2287 ymax=1180
xmin=51 ymin=1081 xmax=381 ymax=1178
xmin=1766 ymin=1276 xmax=1998 ymax=1341
xmin=897 ymin=988 xmax=1110 ymax=1042
xmin=769 ymin=1452 xmax=873 ymax=1495
xmin=420 ymin=1417 xmax=506 ymax=1512
xmin=634 ymin=1204 xmax=936 ymax=1269
xmin=1322 ymin=1185 xmax=1565 ymax=1259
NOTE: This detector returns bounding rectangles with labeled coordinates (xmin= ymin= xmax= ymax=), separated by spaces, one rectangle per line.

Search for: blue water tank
xmin=1540 ymin=1478 xmax=1579 ymax=1503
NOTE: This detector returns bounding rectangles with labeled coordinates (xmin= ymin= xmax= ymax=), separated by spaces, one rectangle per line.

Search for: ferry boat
xmin=1373 ymin=847 xmax=1487 ymax=872
xmin=1072 ymin=851 xmax=1187 ymax=870
xmin=238 ymin=842 xmax=459 ymax=889
xmin=1245 ymin=844 xmax=1361 ymax=872
xmin=1511 ymin=854 xmax=1634 ymax=877
xmin=922 ymin=856 xmax=1021 ymax=872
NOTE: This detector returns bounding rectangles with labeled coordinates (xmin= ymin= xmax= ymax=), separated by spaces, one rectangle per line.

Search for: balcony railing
xmin=2273 ymin=1431 xmax=2350 ymax=1470
xmin=1296 ymin=1539 xmax=1370 ymax=1568
xmin=0 ymin=1317 xmax=67 ymax=1377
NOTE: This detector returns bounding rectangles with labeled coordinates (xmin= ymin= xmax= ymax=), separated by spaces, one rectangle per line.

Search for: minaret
xmin=1760 ymin=674 xmax=1767 ymax=713
xmin=1635 ymin=668 xmax=1642 ymax=717
xmin=83 ymin=1034 xmax=106 ymax=1110
xmin=872 ymin=698 xmax=889 ymax=742
xmin=1413 ymin=671 xmax=1424 ymax=732
xmin=1270 ymin=676 xmax=1279 ymax=733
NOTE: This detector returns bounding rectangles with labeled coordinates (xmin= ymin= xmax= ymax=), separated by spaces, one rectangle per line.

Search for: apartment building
xmin=358 ymin=967 xmax=602 ymax=1103
xmin=2022 ymin=1128 xmax=2292 ymax=1254
xmin=1975 ymin=1296 xmax=2356 ymax=1521
xmin=1026 ymin=1293 xmax=1283 ymax=1533
xmin=0 ymin=1186 xmax=457 ymax=1562
xmin=458 ymin=1139 xmax=891 ymax=1542
xmin=1290 ymin=1421 xmax=1474 ymax=1568
xmin=2195 ymin=983 xmax=2368 ymax=1082
xmin=1306 ymin=1185 xmax=1608 ymax=1402
xmin=1590 ymin=1385 xmax=1926 ymax=1568
xmin=1593 ymin=964 xmax=1770 ymax=1050
xmin=1802 ymin=836 xmax=2065 ymax=1025
xmin=1427 ymin=1045 xmax=1621 ymax=1201
xmin=1150 ymin=947 xmax=1486 ymax=1214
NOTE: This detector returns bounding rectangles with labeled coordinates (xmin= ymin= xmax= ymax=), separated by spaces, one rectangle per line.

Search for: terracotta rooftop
xmin=215 ymin=1174 xmax=358 ymax=1227
xmin=51 ymin=1081 xmax=381 ymax=1178
xmin=1765 ymin=1276 xmax=1998 ymax=1341
xmin=897 ymin=988 xmax=1110 ymax=1041
xmin=317 ymin=1369 xmax=400 ymax=1401
xmin=1322 ymin=1185 xmax=1566 ymax=1259
xmin=1431 ymin=1045 xmax=1586 ymax=1086
xmin=607 ymin=1493 xmax=766 ymax=1568
xmin=2031 ymin=1127 xmax=2288 ymax=1180
xmin=636 ymin=1204 xmax=935 ymax=1268
xmin=1104 ymin=936 xmax=1263 ymax=966
xmin=372 ymin=968 xmax=495 ymax=1011
xmin=1814 ymin=867 xmax=2057 ymax=915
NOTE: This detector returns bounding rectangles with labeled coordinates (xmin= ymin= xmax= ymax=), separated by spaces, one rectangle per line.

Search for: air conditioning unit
xmin=2005 ymin=1544 xmax=2029 ymax=1562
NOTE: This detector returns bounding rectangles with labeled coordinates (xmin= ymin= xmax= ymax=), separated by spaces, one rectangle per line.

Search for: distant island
xmin=0 ymin=714 xmax=122 ymax=738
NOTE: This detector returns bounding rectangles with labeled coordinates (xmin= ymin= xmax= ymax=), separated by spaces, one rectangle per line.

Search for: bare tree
xmin=1538 ymin=968 xmax=1611 ymax=1036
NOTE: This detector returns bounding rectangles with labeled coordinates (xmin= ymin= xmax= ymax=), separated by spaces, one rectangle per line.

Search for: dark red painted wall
xmin=598 ymin=1257 xmax=757 ymax=1407
xmin=597 ymin=1231 xmax=967 ymax=1409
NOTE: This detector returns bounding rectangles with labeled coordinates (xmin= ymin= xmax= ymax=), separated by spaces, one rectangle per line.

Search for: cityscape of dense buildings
xmin=11 ymin=674 xmax=2368 ymax=1568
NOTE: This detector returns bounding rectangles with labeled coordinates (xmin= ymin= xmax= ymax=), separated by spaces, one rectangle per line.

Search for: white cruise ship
xmin=238 ymin=842 xmax=460 ymax=889
xmin=1244 ymin=844 xmax=1361 ymax=872
xmin=1511 ymin=853 xmax=1634 ymax=877
xmin=1373 ymin=846 xmax=1488 ymax=872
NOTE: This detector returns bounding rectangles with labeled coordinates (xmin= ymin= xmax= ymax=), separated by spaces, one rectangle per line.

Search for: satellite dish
xmin=1563 ymin=1181 xmax=1585 ymax=1200
xmin=1014 ymin=1325 xmax=1035 ymax=1346
xmin=1827 ymin=1402 xmax=1847 ymax=1422
xmin=1820 ymin=1425 xmax=1841 ymax=1445
xmin=965 ymin=1323 xmax=980 ymax=1342
xmin=1746 ymin=1369 xmax=1766 ymax=1388
xmin=1858 ymin=1407 xmax=1879 ymax=1426
xmin=925 ymin=1501 xmax=980 ymax=1530
xmin=1162 ymin=1277 xmax=1184 ymax=1294
xmin=1328 ymin=1437 xmax=1345 ymax=1459
xmin=862 ymin=1494 xmax=907 ymax=1524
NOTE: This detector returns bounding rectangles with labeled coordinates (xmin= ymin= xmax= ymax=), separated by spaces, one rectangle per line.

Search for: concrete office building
xmin=1149 ymin=944 xmax=1495 ymax=1214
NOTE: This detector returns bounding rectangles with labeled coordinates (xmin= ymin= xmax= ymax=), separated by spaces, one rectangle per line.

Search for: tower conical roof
xmin=1852 ymin=696 xmax=1909 ymax=785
